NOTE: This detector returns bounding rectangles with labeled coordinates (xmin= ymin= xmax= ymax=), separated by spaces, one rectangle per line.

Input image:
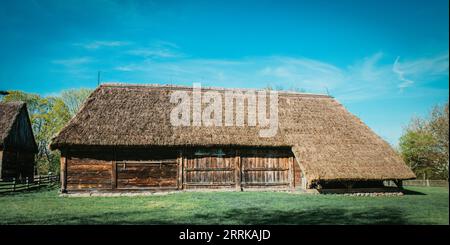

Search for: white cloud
xmin=115 ymin=66 xmax=134 ymax=72
xmin=127 ymin=48 xmax=182 ymax=58
xmin=51 ymin=57 xmax=96 ymax=80
xmin=393 ymin=56 xmax=416 ymax=90
xmin=110 ymin=52 xmax=449 ymax=103
xmin=126 ymin=40 xmax=185 ymax=59
xmin=52 ymin=57 xmax=93 ymax=66
xmin=113 ymin=51 xmax=448 ymax=103
xmin=75 ymin=41 xmax=129 ymax=49
xmin=153 ymin=40 xmax=180 ymax=49
xmin=114 ymin=56 xmax=344 ymax=93
xmin=393 ymin=53 xmax=449 ymax=85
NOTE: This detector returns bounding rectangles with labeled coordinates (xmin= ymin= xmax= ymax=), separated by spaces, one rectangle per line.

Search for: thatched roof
xmin=0 ymin=101 xmax=37 ymax=152
xmin=0 ymin=102 xmax=22 ymax=147
xmin=51 ymin=84 xmax=415 ymax=182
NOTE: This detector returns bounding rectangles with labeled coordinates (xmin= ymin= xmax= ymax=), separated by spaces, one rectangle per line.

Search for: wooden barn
xmin=0 ymin=102 xmax=37 ymax=181
xmin=50 ymin=84 xmax=415 ymax=193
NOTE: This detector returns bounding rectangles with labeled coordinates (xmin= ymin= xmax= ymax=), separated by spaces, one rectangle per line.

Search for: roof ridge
xmin=0 ymin=101 xmax=26 ymax=106
xmin=99 ymin=82 xmax=332 ymax=98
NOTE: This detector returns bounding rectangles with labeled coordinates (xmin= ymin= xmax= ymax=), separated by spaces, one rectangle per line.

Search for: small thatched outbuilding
xmin=0 ymin=101 xmax=37 ymax=180
xmin=51 ymin=84 xmax=415 ymax=193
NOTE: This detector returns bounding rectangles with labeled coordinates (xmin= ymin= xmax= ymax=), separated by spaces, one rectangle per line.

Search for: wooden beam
xmin=177 ymin=152 xmax=183 ymax=190
xmin=60 ymin=153 xmax=67 ymax=193
xmin=241 ymin=182 xmax=290 ymax=186
xmin=182 ymin=155 xmax=187 ymax=190
xmin=288 ymin=156 xmax=294 ymax=191
xmin=0 ymin=150 xmax=3 ymax=180
xmin=111 ymin=161 xmax=117 ymax=190
xmin=184 ymin=183 xmax=235 ymax=186
xmin=242 ymin=168 xmax=289 ymax=171
xmin=115 ymin=159 xmax=177 ymax=164
xmin=185 ymin=168 xmax=235 ymax=172
xmin=235 ymin=150 xmax=241 ymax=191
xmin=115 ymin=187 xmax=178 ymax=191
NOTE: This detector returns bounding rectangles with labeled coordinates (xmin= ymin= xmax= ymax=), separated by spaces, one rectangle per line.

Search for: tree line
xmin=399 ymin=102 xmax=449 ymax=180
xmin=1 ymin=89 xmax=92 ymax=174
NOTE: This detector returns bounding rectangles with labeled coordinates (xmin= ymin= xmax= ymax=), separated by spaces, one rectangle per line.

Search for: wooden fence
xmin=0 ymin=175 xmax=59 ymax=194
xmin=385 ymin=180 xmax=448 ymax=187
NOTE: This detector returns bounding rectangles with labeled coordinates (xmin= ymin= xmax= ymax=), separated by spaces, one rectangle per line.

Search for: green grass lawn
xmin=0 ymin=186 xmax=448 ymax=225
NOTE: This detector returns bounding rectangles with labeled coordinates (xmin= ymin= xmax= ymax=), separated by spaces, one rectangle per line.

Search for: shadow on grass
xmin=401 ymin=189 xmax=426 ymax=195
xmin=192 ymin=207 xmax=409 ymax=225
xmin=16 ymin=206 xmax=409 ymax=225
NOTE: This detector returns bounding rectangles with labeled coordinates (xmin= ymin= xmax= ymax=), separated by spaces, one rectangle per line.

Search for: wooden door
xmin=240 ymin=149 xmax=293 ymax=189
xmin=116 ymin=160 xmax=177 ymax=189
xmin=183 ymin=150 xmax=237 ymax=188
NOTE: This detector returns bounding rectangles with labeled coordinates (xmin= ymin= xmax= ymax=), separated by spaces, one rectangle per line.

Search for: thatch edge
xmin=0 ymin=102 xmax=38 ymax=152
xmin=100 ymin=83 xmax=333 ymax=98
xmin=0 ymin=102 xmax=23 ymax=149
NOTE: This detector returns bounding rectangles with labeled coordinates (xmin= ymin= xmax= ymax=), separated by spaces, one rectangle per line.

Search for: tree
xmin=399 ymin=102 xmax=449 ymax=180
xmin=37 ymin=97 xmax=71 ymax=173
xmin=429 ymin=103 xmax=449 ymax=179
xmin=399 ymin=130 xmax=438 ymax=179
xmin=60 ymin=88 xmax=93 ymax=117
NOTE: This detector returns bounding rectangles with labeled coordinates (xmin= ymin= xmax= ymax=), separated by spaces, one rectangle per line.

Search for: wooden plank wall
xmin=0 ymin=149 xmax=34 ymax=180
xmin=63 ymin=148 xmax=180 ymax=192
xmin=183 ymin=148 xmax=295 ymax=190
xmin=240 ymin=149 xmax=293 ymax=189
xmin=183 ymin=155 xmax=236 ymax=189
xmin=293 ymin=158 xmax=302 ymax=187
xmin=116 ymin=160 xmax=177 ymax=189
xmin=16 ymin=151 xmax=35 ymax=181
xmin=62 ymin=147 xmax=298 ymax=192
xmin=66 ymin=157 xmax=112 ymax=190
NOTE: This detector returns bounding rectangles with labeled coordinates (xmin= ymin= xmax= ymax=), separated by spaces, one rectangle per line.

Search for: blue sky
xmin=0 ymin=0 xmax=448 ymax=145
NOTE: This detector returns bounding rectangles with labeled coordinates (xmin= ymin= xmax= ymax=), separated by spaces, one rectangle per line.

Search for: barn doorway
xmin=182 ymin=149 xmax=237 ymax=189
xmin=240 ymin=149 xmax=293 ymax=189
xmin=182 ymin=148 xmax=295 ymax=190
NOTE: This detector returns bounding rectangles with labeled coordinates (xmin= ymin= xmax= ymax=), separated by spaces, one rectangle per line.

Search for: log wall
xmin=116 ymin=160 xmax=178 ymax=189
xmin=64 ymin=148 xmax=179 ymax=192
xmin=66 ymin=157 xmax=112 ymax=190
